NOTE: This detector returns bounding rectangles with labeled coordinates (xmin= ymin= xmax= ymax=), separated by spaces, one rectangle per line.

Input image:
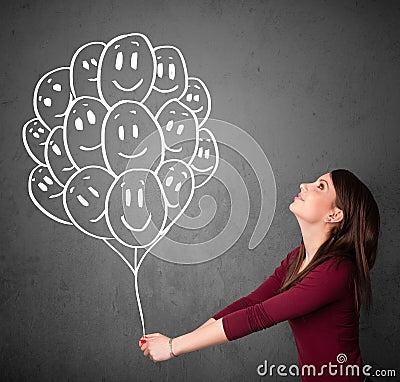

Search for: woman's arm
xmin=173 ymin=317 xmax=228 ymax=356
xmin=211 ymin=247 xmax=300 ymax=320
xmin=139 ymin=318 xmax=228 ymax=362
xmin=192 ymin=317 xmax=216 ymax=332
xmin=220 ymin=258 xmax=356 ymax=341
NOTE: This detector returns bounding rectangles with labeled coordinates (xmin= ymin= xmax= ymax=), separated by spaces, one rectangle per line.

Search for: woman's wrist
xmin=172 ymin=334 xmax=186 ymax=357
xmin=169 ymin=337 xmax=179 ymax=358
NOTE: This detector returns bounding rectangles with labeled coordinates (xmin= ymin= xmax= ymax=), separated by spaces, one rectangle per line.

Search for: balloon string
xmin=134 ymin=248 xmax=146 ymax=337
xmin=134 ymin=245 xmax=138 ymax=269
xmin=103 ymin=239 xmax=136 ymax=276
xmin=135 ymin=227 xmax=170 ymax=272
xmin=103 ymin=240 xmax=146 ymax=336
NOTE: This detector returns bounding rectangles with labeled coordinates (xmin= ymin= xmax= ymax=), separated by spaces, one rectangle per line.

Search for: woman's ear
xmin=325 ymin=208 xmax=344 ymax=223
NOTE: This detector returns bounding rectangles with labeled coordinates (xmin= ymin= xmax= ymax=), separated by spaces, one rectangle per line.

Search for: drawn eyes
xmin=74 ymin=110 xmax=96 ymax=131
xmin=124 ymin=188 xmax=144 ymax=208
xmin=82 ymin=58 xmax=98 ymax=70
xmin=186 ymin=93 xmax=200 ymax=102
xmin=115 ymin=52 xmax=139 ymax=71
xmin=157 ymin=63 xmax=176 ymax=80
xmin=118 ymin=125 xmax=139 ymax=141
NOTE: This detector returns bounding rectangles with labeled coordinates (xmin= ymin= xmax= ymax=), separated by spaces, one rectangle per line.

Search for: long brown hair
xmin=280 ymin=169 xmax=380 ymax=312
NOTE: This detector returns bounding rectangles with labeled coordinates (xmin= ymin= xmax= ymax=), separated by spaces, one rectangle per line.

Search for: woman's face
xmin=289 ymin=172 xmax=341 ymax=224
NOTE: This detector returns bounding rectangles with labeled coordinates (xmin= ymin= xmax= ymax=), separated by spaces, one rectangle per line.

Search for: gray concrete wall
xmin=1 ymin=0 xmax=399 ymax=381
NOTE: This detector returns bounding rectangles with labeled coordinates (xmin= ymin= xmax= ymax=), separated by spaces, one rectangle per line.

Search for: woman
xmin=138 ymin=169 xmax=380 ymax=382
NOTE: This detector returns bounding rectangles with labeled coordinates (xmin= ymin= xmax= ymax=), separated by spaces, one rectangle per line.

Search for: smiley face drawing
xmin=98 ymin=33 xmax=156 ymax=107
xmin=44 ymin=126 xmax=77 ymax=186
xmin=102 ymin=100 xmax=164 ymax=176
xmin=156 ymin=99 xmax=199 ymax=164
xmin=70 ymin=41 xmax=106 ymax=99
xmin=33 ymin=67 xmax=72 ymax=130
xmin=145 ymin=45 xmax=188 ymax=114
xmin=156 ymin=159 xmax=194 ymax=229
xmin=65 ymin=96 xmax=108 ymax=168
xmin=63 ymin=166 xmax=115 ymax=239
xmin=105 ymin=169 xmax=167 ymax=248
xmin=28 ymin=165 xmax=71 ymax=225
xmin=181 ymin=77 xmax=211 ymax=128
xmin=190 ymin=127 xmax=219 ymax=188
xmin=22 ymin=118 xmax=51 ymax=166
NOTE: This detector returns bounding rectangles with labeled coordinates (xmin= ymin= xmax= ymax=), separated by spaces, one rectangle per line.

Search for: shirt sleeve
xmin=211 ymin=246 xmax=300 ymax=320
xmin=221 ymin=257 xmax=356 ymax=341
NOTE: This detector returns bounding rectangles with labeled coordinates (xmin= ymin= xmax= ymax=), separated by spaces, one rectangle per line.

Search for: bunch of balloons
xmin=22 ymin=32 xmax=220 ymax=335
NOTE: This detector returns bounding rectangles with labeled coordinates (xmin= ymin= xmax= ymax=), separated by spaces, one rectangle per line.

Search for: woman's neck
xmin=298 ymin=220 xmax=330 ymax=262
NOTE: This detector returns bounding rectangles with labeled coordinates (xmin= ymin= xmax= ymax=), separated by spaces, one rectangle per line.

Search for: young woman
xmin=138 ymin=169 xmax=380 ymax=382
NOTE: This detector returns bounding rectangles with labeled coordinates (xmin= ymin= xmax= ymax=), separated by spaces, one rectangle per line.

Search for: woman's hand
xmin=138 ymin=333 xmax=174 ymax=363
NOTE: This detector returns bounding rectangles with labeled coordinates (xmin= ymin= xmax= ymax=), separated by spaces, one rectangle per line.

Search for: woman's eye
xmin=317 ymin=183 xmax=324 ymax=190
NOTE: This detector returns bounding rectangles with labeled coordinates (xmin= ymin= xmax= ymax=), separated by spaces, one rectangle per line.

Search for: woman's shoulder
xmin=283 ymin=246 xmax=356 ymax=276
xmin=278 ymin=246 xmax=301 ymax=269
xmin=316 ymin=254 xmax=357 ymax=279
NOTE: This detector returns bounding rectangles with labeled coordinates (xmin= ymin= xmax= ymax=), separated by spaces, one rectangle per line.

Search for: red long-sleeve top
xmin=212 ymin=246 xmax=366 ymax=381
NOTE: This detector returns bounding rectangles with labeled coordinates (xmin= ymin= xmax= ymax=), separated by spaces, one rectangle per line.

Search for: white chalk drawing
xmin=98 ymin=33 xmax=156 ymax=107
xmin=180 ymin=77 xmax=211 ymax=128
xmin=22 ymin=118 xmax=51 ymax=166
xmin=28 ymin=165 xmax=72 ymax=225
xmin=101 ymin=100 xmax=165 ymax=176
xmin=33 ymin=67 xmax=73 ymax=130
xmin=190 ymin=127 xmax=219 ymax=189
xmin=156 ymin=98 xmax=199 ymax=164
xmin=70 ymin=41 xmax=106 ymax=99
xmin=63 ymin=165 xmax=115 ymax=239
xmin=22 ymin=32 xmax=276 ymax=338
xmin=145 ymin=45 xmax=188 ymax=114
xmin=64 ymin=96 xmax=108 ymax=169
xmin=44 ymin=126 xmax=77 ymax=186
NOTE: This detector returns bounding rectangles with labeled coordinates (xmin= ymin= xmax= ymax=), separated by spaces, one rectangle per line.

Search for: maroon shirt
xmin=212 ymin=246 xmax=366 ymax=381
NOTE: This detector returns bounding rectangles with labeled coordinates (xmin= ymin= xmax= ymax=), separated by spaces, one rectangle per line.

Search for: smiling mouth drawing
xmin=192 ymin=105 xmax=204 ymax=113
xmin=80 ymin=142 xmax=102 ymax=151
xmin=166 ymin=145 xmax=183 ymax=153
xmin=118 ymin=147 xmax=148 ymax=159
xmin=168 ymin=201 xmax=179 ymax=208
xmin=90 ymin=209 xmax=105 ymax=223
xmin=48 ymin=190 xmax=64 ymax=199
xmin=191 ymin=164 xmax=214 ymax=172
xmin=62 ymin=165 xmax=75 ymax=172
xmin=121 ymin=213 xmax=152 ymax=232
xmin=112 ymin=78 xmax=144 ymax=92
xmin=153 ymin=84 xmax=179 ymax=94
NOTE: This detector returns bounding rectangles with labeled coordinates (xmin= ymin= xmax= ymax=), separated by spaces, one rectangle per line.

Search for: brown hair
xmin=280 ymin=169 xmax=380 ymax=312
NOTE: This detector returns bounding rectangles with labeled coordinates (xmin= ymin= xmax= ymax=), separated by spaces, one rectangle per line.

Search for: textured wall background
xmin=1 ymin=0 xmax=399 ymax=381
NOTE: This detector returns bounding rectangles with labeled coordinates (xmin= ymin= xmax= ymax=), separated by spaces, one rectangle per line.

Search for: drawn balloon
xmin=33 ymin=67 xmax=72 ymax=130
xmin=28 ymin=165 xmax=71 ymax=225
xmin=101 ymin=100 xmax=164 ymax=175
xmin=63 ymin=166 xmax=115 ymax=239
xmin=22 ymin=31 xmax=224 ymax=339
xmin=64 ymin=96 xmax=108 ymax=169
xmin=156 ymin=98 xmax=199 ymax=164
xmin=70 ymin=41 xmax=106 ymax=99
xmin=22 ymin=118 xmax=51 ymax=166
xmin=145 ymin=45 xmax=188 ymax=114
xmin=44 ymin=126 xmax=77 ymax=186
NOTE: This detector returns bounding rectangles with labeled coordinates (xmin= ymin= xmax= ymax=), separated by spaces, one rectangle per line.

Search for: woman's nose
xmin=300 ymin=183 xmax=306 ymax=192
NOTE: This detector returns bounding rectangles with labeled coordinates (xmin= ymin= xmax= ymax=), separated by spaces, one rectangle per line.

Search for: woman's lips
xmin=295 ymin=194 xmax=304 ymax=201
